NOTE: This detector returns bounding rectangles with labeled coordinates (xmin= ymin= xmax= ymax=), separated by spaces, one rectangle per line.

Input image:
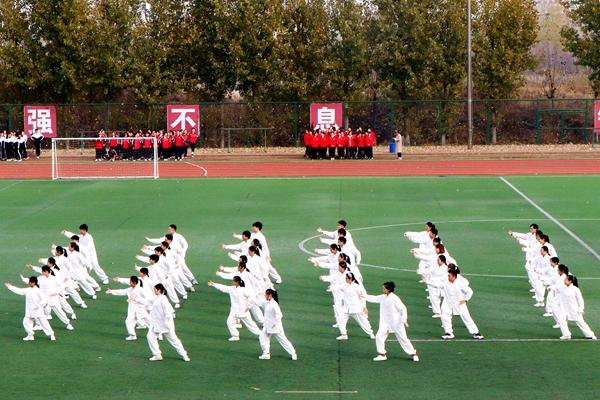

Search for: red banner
xmin=595 ymin=101 xmax=600 ymax=134
xmin=167 ymin=105 xmax=200 ymax=132
xmin=310 ymin=103 xmax=343 ymax=130
xmin=24 ymin=105 xmax=57 ymax=137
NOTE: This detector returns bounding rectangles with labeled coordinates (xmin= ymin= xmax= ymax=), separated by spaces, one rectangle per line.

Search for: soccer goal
xmin=51 ymin=137 xmax=159 ymax=180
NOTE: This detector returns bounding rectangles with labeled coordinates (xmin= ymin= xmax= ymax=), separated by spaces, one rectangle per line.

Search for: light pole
xmin=467 ymin=0 xmax=473 ymax=149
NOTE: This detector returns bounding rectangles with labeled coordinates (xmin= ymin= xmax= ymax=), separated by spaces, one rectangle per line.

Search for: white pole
xmin=467 ymin=0 xmax=473 ymax=149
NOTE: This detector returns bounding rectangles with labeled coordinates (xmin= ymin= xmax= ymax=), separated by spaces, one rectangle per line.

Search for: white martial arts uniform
xmin=557 ymin=283 xmax=596 ymax=339
xmin=425 ymin=263 xmax=448 ymax=316
xmin=440 ymin=277 xmax=480 ymax=336
xmin=146 ymin=294 xmax=189 ymax=359
xmin=259 ymin=298 xmax=297 ymax=358
xmin=210 ymin=282 xmax=262 ymax=339
xmin=64 ymin=230 xmax=108 ymax=283
xmin=320 ymin=229 xmax=354 ymax=247
xmin=107 ymin=284 xmax=150 ymax=337
xmin=365 ymin=292 xmax=416 ymax=357
xmin=217 ymin=269 xmax=265 ymax=324
xmin=6 ymin=284 xmax=54 ymax=339
xmin=23 ymin=273 xmax=72 ymax=326
xmin=331 ymin=281 xmax=374 ymax=338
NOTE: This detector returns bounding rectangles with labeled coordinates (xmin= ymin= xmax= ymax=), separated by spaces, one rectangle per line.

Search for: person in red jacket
xmin=122 ymin=131 xmax=133 ymax=160
xmin=133 ymin=132 xmax=143 ymax=160
xmin=319 ymin=130 xmax=329 ymax=160
xmin=94 ymin=130 xmax=107 ymax=161
xmin=328 ymin=131 xmax=338 ymax=160
xmin=357 ymin=129 xmax=366 ymax=159
xmin=366 ymin=128 xmax=377 ymax=159
xmin=174 ymin=131 xmax=186 ymax=160
xmin=303 ymin=130 xmax=312 ymax=159
xmin=338 ymin=130 xmax=347 ymax=159
xmin=142 ymin=132 xmax=154 ymax=160
xmin=189 ymin=128 xmax=199 ymax=157
xmin=161 ymin=132 xmax=173 ymax=160
xmin=348 ymin=129 xmax=357 ymax=159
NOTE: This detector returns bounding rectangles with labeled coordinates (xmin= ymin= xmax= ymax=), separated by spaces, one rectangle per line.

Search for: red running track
xmin=1 ymin=159 xmax=600 ymax=179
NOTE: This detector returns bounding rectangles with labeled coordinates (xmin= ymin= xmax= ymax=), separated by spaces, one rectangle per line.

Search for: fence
xmin=1 ymin=99 xmax=598 ymax=147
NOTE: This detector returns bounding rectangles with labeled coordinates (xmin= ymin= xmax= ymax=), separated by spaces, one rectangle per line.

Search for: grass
xmin=0 ymin=176 xmax=599 ymax=399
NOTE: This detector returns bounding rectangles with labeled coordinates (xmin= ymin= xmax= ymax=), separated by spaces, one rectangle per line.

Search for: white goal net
xmin=51 ymin=137 xmax=159 ymax=180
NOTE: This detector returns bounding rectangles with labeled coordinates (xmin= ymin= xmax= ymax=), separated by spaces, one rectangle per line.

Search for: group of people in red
xmin=93 ymin=129 xmax=200 ymax=161
xmin=303 ymin=127 xmax=377 ymax=160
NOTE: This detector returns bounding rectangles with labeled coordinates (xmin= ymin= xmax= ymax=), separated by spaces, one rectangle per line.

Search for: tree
xmin=561 ymin=0 xmax=600 ymax=96
xmin=473 ymin=0 xmax=538 ymax=143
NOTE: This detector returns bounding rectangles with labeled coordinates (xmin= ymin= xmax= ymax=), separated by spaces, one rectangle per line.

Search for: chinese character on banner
xmin=24 ymin=106 xmax=57 ymax=137
xmin=310 ymin=103 xmax=343 ymax=130
xmin=167 ymin=105 xmax=200 ymax=132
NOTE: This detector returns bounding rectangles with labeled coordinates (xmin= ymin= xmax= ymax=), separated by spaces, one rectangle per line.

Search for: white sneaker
xmin=552 ymin=324 xmax=560 ymax=329
xmin=472 ymin=333 xmax=485 ymax=340
xmin=183 ymin=355 xmax=191 ymax=362
xmin=228 ymin=336 xmax=240 ymax=342
xmin=529 ymin=288 xmax=535 ymax=293
xmin=182 ymin=295 xmax=188 ymax=300
xmin=588 ymin=336 xmax=597 ymax=340
xmin=542 ymin=312 xmax=553 ymax=317
xmin=369 ymin=333 xmax=376 ymax=339
xmin=275 ymin=279 xmax=283 ymax=284
xmin=80 ymin=303 xmax=88 ymax=309
xmin=432 ymin=314 xmax=441 ymax=318
xmin=149 ymin=355 xmax=163 ymax=361
xmin=534 ymin=302 xmax=545 ymax=307
xmin=125 ymin=335 xmax=137 ymax=341
xmin=23 ymin=335 xmax=34 ymax=341
xmin=92 ymin=295 xmax=97 ymax=300
xmin=66 ymin=324 xmax=75 ymax=331
xmin=412 ymin=354 xmax=420 ymax=362
xmin=291 ymin=353 xmax=298 ymax=361
xmin=189 ymin=286 xmax=195 ymax=292
xmin=559 ymin=335 xmax=571 ymax=340
xmin=174 ymin=303 xmax=181 ymax=309
xmin=332 ymin=324 xmax=339 ymax=328
xmin=442 ymin=333 xmax=455 ymax=340
xmin=102 ymin=279 xmax=109 ymax=285
xmin=95 ymin=287 xmax=101 ymax=292
xmin=258 ymin=354 xmax=271 ymax=360
xmin=373 ymin=354 xmax=387 ymax=361
xmin=50 ymin=335 xmax=56 ymax=341
xmin=192 ymin=280 xmax=199 ymax=285
xmin=336 ymin=335 xmax=348 ymax=341
xmin=71 ymin=314 xmax=77 ymax=320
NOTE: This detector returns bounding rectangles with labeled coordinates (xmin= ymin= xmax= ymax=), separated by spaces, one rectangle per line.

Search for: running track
xmin=2 ymin=158 xmax=600 ymax=179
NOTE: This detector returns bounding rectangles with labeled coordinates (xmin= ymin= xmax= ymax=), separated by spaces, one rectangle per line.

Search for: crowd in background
xmin=93 ymin=129 xmax=200 ymax=162
xmin=0 ymin=130 xmax=44 ymax=161
xmin=303 ymin=128 xmax=377 ymax=160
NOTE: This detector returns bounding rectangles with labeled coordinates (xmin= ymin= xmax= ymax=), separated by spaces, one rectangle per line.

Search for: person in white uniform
xmin=62 ymin=224 xmax=109 ymax=284
xmin=331 ymin=272 xmax=375 ymax=340
xmin=258 ymin=289 xmax=298 ymax=360
xmin=5 ymin=277 xmax=55 ymax=341
xmin=106 ymin=276 xmax=150 ymax=341
xmin=146 ymin=283 xmax=190 ymax=361
xmin=365 ymin=281 xmax=418 ymax=362
xmin=317 ymin=219 xmax=354 ymax=246
xmin=557 ymin=274 xmax=597 ymax=340
xmin=208 ymin=276 xmax=262 ymax=341
xmin=440 ymin=270 xmax=484 ymax=340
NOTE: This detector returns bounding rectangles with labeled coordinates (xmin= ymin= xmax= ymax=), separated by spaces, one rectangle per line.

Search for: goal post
xmin=51 ymin=137 xmax=159 ymax=180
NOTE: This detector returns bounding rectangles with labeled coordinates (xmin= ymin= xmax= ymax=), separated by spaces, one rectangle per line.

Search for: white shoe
xmin=95 ymin=287 xmax=101 ymax=292
xmin=336 ymin=335 xmax=348 ymax=341
xmin=275 ymin=279 xmax=282 ymax=284
xmin=66 ymin=324 xmax=75 ymax=331
xmin=529 ymin=288 xmax=535 ymax=293
xmin=192 ymin=280 xmax=199 ymax=285
xmin=369 ymin=333 xmax=376 ymax=339
xmin=258 ymin=354 xmax=271 ymax=360
xmin=432 ymin=314 xmax=441 ymax=318
xmin=552 ymin=324 xmax=560 ymax=329
xmin=542 ymin=312 xmax=553 ymax=317
xmin=50 ymin=335 xmax=56 ymax=341
xmin=559 ymin=335 xmax=571 ymax=340
xmin=189 ymin=286 xmax=195 ymax=292
xmin=182 ymin=295 xmax=188 ymax=300
xmin=228 ymin=336 xmax=240 ymax=342
xmin=332 ymin=324 xmax=339 ymax=328
xmin=291 ymin=353 xmax=298 ymax=361
xmin=534 ymin=302 xmax=545 ymax=307
xmin=441 ymin=333 xmax=455 ymax=340
xmin=412 ymin=354 xmax=420 ymax=362
xmin=80 ymin=303 xmax=88 ymax=309
xmin=92 ymin=295 xmax=97 ymax=300
xmin=23 ymin=335 xmax=34 ymax=341
xmin=183 ymin=355 xmax=191 ymax=362
xmin=149 ymin=355 xmax=163 ymax=361
xmin=102 ymin=279 xmax=109 ymax=285
xmin=174 ymin=303 xmax=181 ymax=309
xmin=71 ymin=314 xmax=77 ymax=320
xmin=588 ymin=336 xmax=597 ymax=340
xmin=472 ymin=333 xmax=485 ymax=340
xmin=125 ymin=335 xmax=137 ymax=341
xmin=373 ymin=354 xmax=387 ymax=361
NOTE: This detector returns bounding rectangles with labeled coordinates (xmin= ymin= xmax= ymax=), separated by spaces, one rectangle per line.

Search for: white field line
xmin=298 ymin=218 xmax=600 ymax=280
xmin=500 ymin=177 xmax=600 ymax=263
xmin=407 ymin=338 xmax=596 ymax=343
xmin=184 ymin=162 xmax=208 ymax=176
xmin=0 ymin=180 xmax=23 ymax=193
xmin=275 ymin=391 xmax=358 ymax=394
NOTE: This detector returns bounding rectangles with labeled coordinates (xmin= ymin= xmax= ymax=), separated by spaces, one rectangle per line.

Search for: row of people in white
xmin=509 ymin=224 xmax=596 ymax=340
xmin=62 ymin=224 xmax=109 ymax=284
xmin=405 ymin=222 xmax=484 ymax=340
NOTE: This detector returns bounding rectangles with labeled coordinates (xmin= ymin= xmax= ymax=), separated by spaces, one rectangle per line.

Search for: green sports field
xmin=1 ymin=176 xmax=599 ymax=400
